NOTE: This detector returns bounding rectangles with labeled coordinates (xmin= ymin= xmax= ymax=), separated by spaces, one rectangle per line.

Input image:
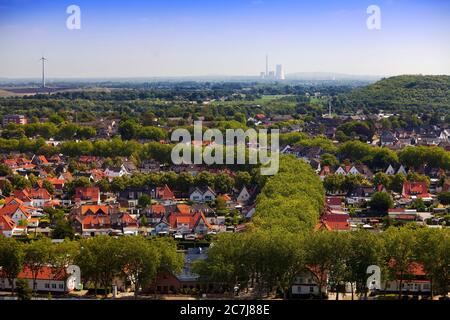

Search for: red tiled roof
xmin=176 ymin=204 xmax=191 ymax=215
xmin=13 ymin=266 xmax=69 ymax=281
xmin=3 ymin=197 xmax=24 ymax=206
xmin=81 ymin=215 xmax=111 ymax=228
xmin=46 ymin=177 xmax=65 ymax=186
xmin=0 ymin=215 xmax=16 ymax=232
xmin=0 ymin=204 xmax=32 ymax=218
xmin=402 ymin=181 xmax=430 ymax=198
xmin=74 ymin=187 xmax=100 ymax=201
xmin=156 ymin=185 xmax=175 ymax=200
xmin=121 ymin=213 xmax=137 ymax=226
xmin=151 ymin=204 xmax=166 ymax=215
xmin=38 ymin=155 xmax=49 ymax=164
xmin=81 ymin=205 xmax=109 ymax=216
xmin=325 ymin=197 xmax=342 ymax=207
xmin=388 ymin=261 xmax=427 ymax=277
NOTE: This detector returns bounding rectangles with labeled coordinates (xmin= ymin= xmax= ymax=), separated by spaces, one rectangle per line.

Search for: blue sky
xmin=0 ymin=0 xmax=449 ymax=77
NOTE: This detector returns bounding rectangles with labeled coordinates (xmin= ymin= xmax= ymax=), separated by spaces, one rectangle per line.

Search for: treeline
xmin=194 ymin=226 xmax=450 ymax=299
xmin=65 ymin=170 xmax=259 ymax=196
xmin=0 ymin=236 xmax=182 ymax=298
xmin=252 ymin=155 xmax=324 ymax=232
xmin=1 ymin=122 xmax=96 ymax=140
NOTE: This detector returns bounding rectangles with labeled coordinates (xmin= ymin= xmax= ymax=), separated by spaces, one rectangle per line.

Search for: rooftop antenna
xmin=39 ymin=56 xmax=47 ymax=88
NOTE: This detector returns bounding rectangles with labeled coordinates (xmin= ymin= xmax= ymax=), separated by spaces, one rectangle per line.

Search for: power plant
xmin=260 ymin=55 xmax=285 ymax=80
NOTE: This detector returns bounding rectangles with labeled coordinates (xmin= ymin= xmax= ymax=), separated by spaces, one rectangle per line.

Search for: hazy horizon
xmin=1 ymin=0 xmax=449 ymax=78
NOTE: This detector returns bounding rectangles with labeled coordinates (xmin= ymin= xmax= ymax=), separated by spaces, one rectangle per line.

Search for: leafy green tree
xmin=323 ymin=174 xmax=345 ymax=194
xmin=369 ymin=192 xmax=393 ymax=213
xmin=390 ymin=173 xmax=406 ymax=193
xmin=214 ymin=173 xmax=235 ymax=194
xmin=76 ymin=235 xmax=122 ymax=297
xmin=138 ymin=194 xmax=152 ymax=208
xmin=42 ymin=180 xmax=55 ymax=195
xmin=438 ymin=192 xmax=450 ymax=205
xmin=304 ymin=231 xmax=335 ymax=298
xmin=195 ymin=171 xmax=215 ymax=188
xmin=373 ymin=172 xmax=391 ymax=189
xmin=24 ymin=238 xmax=52 ymax=293
xmin=175 ymin=172 xmax=194 ymax=193
xmin=416 ymin=228 xmax=450 ymax=297
xmin=410 ymin=198 xmax=426 ymax=212
xmin=119 ymin=236 xmax=161 ymax=298
xmin=52 ymin=220 xmax=75 ymax=240
xmin=215 ymin=196 xmax=228 ymax=216
xmin=119 ymin=119 xmax=139 ymax=140
xmin=15 ymin=279 xmax=31 ymax=300
xmin=234 ymin=171 xmax=251 ymax=190
xmin=10 ymin=174 xmax=32 ymax=190
xmin=49 ymin=240 xmax=80 ymax=273
xmin=346 ymin=231 xmax=384 ymax=299
xmin=0 ymin=164 xmax=12 ymax=176
xmin=320 ymin=153 xmax=339 ymax=167
xmin=0 ymin=237 xmax=24 ymax=295
xmin=382 ymin=227 xmax=418 ymax=299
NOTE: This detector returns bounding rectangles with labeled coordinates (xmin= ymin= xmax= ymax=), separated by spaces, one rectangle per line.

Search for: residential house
xmin=31 ymin=155 xmax=50 ymax=166
xmin=153 ymin=185 xmax=175 ymax=203
xmin=118 ymin=186 xmax=150 ymax=208
xmin=236 ymin=186 xmax=251 ymax=204
xmin=75 ymin=215 xmax=112 ymax=237
xmin=388 ymin=208 xmax=418 ymax=222
xmin=0 ymin=265 xmax=80 ymax=293
xmin=74 ymin=187 xmax=100 ymax=204
xmin=346 ymin=186 xmax=375 ymax=205
xmin=146 ymin=247 xmax=211 ymax=294
xmin=104 ymin=164 xmax=129 ymax=179
xmin=402 ymin=181 xmax=432 ymax=201
xmin=13 ymin=188 xmax=52 ymax=208
xmin=189 ymin=187 xmax=216 ymax=203
xmin=382 ymin=262 xmax=430 ymax=294
xmin=0 ymin=215 xmax=18 ymax=237
xmin=291 ymin=268 xmax=328 ymax=298
xmin=0 ymin=203 xmax=33 ymax=224
xmin=380 ymin=131 xmax=398 ymax=146
xmin=315 ymin=213 xmax=350 ymax=231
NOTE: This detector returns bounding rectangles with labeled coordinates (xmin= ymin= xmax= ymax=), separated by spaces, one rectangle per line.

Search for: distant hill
xmin=286 ymin=72 xmax=382 ymax=81
xmin=335 ymin=75 xmax=450 ymax=114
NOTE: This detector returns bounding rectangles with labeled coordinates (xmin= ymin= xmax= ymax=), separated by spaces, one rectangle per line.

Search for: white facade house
xmin=237 ymin=186 xmax=251 ymax=204
xmin=105 ymin=164 xmax=129 ymax=178
xmin=382 ymin=280 xmax=431 ymax=293
xmin=397 ymin=165 xmax=408 ymax=175
xmin=0 ymin=265 xmax=81 ymax=293
xmin=291 ymin=271 xmax=327 ymax=297
xmin=385 ymin=165 xmax=396 ymax=175
xmin=189 ymin=187 xmax=216 ymax=203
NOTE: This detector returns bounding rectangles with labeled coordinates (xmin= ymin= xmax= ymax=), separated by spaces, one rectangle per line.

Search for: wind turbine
xmin=39 ymin=56 xmax=47 ymax=88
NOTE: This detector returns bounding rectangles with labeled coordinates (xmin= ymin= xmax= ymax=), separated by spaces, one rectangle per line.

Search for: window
xmin=309 ymin=286 xmax=314 ymax=293
xmin=45 ymin=283 xmax=50 ymax=288
xmin=59 ymin=284 xmax=64 ymax=289
xmin=52 ymin=283 xmax=57 ymax=289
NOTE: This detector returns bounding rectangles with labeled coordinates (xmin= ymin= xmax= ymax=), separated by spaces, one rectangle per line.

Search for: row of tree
xmin=1 ymin=122 xmax=96 ymax=140
xmin=0 ymin=236 xmax=182 ymax=298
xmin=194 ymin=226 xmax=450 ymax=299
